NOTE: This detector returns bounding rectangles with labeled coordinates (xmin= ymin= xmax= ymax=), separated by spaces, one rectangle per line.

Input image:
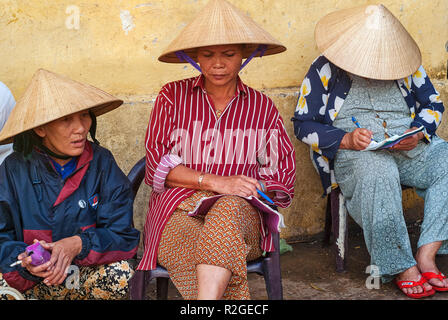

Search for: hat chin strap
xmin=175 ymin=44 xmax=267 ymax=73
xmin=38 ymin=144 xmax=73 ymax=160
xmin=175 ymin=51 xmax=202 ymax=73
xmin=239 ymin=45 xmax=267 ymax=70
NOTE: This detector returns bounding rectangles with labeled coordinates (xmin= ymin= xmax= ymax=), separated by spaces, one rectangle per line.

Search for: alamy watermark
xmin=365 ymin=265 xmax=381 ymax=290
xmin=169 ymin=121 xmax=280 ymax=173
xmin=65 ymin=265 xmax=80 ymax=290
xmin=65 ymin=5 xmax=80 ymax=30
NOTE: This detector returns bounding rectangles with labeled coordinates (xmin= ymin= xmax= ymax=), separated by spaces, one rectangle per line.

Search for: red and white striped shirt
xmin=138 ymin=75 xmax=296 ymax=271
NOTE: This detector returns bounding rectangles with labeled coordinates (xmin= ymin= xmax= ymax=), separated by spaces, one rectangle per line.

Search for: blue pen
xmin=352 ymin=116 xmax=362 ymax=128
xmin=352 ymin=116 xmax=374 ymax=141
xmin=257 ymin=189 xmax=274 ymax=205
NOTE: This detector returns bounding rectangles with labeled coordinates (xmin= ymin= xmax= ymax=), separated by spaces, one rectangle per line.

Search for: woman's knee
xmin=87 ymin=260 xmax=134 ymax=299
xmin=208 ymin=195 xmax=253 ymax=219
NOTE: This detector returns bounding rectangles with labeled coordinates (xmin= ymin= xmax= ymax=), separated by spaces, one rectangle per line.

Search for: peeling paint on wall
xmin=120 ymin=10 xmax=135 ymax=35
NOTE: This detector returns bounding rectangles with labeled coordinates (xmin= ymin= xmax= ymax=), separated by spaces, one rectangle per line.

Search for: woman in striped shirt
xmin=139 ymin=0 xmax=296 ymax=300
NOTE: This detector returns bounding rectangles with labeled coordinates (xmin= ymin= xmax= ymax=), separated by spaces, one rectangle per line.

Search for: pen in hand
xmin=257 ymin=189 xmax=274 ymax=205
xmin=352 ymin=117 xmax=374 ymax=141
xmin=352 ymin=116 xmax=362 ymax=129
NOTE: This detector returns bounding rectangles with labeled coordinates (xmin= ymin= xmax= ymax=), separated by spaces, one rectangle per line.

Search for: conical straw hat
xmin=159 ymin=0 xmax=286 ymax=63
xmin=314 ymin=4 xmax=421 ymax=80
xmin=0 ymin=69 xmax=123 ymax=145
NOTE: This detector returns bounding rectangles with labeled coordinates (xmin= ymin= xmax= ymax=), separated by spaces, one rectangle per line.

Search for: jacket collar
xmin=33 ymin=140 xmax=94 ymax=178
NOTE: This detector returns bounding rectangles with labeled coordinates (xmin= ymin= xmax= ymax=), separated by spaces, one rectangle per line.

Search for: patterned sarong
xmin=157 ymin=191 xmax=262 ymax=299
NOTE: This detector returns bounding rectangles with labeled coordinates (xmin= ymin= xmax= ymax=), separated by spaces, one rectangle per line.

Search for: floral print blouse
xmin=291 ymin=55 xmax=445 ymax=196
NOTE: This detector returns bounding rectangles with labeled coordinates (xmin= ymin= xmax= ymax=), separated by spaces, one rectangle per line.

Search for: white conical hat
xmin=158 ymin=0 xmax=286 ymax=63
xmin=314 ymin=4 xmax=422 ymax=80
xmin=0 ymin=69 xmax=123 ymax=144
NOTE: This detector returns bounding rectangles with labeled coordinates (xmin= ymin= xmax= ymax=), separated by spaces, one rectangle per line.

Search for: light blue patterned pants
xmin=334 ymin=138 xmax=448 ymax=281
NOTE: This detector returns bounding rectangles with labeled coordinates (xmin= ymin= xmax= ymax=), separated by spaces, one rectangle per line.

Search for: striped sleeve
xmin=144 ymin=85 xmax=175 ymax=187
xmin=152 ymin=154 xmax=183 ymax=193
xmin=257 ymin=113 xmax=296 ymax=208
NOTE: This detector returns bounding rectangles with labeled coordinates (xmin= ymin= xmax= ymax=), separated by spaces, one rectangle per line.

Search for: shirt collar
xmin=50 ymin=156 xmax=78 ymax=179
xmin=192 ymin=74 xmax=248 ymax=98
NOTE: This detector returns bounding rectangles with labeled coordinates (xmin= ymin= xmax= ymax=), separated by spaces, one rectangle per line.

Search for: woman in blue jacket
xmin=0 ymin=69 xmax=140 ymax=299
xmin=292 ymin=5 xmax=447 ymax=299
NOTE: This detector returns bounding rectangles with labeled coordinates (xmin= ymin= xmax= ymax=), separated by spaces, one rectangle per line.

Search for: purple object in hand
xmin=25 ymin=242 xmax=51 ymax=266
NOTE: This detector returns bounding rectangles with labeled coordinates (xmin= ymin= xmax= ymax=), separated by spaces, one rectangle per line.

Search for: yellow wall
xmin=0 ymin=0 xmax=447 ymax=239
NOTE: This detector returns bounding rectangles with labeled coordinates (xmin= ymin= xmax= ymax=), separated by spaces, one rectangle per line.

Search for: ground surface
xmin=145 ymin=219 xmax=448 ymax=300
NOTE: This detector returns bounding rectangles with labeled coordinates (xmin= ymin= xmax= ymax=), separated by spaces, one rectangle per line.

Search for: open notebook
xmin=187 ymin=194 xmax=285 ymax=233
xmin=363 ymin=126 xmax=424 ymax=151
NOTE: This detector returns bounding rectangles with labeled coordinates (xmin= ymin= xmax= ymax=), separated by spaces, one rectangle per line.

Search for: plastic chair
xmin=323 ymin=187 xmax=348 ymax=273
xmin=324 ymin=186 xmax=411 ymax=272
xmin=127 ymin=157 xmax=283 ymax=300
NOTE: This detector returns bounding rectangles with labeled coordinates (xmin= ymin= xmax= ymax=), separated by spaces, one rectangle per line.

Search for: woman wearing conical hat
xmin=292 ymin=4 xmax=446 ymax=299
xmin=141 ymin=0 xmax=296 ymax=299
xmin=0 ymin=69 xmax=140 ymax=299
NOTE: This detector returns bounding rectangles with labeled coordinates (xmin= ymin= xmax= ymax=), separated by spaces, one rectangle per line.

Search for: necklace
xmin=364 ymin=78 xmax=390 ymax=139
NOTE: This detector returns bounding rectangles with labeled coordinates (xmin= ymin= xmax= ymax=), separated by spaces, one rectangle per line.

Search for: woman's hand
xmin=165 ymin=166 xmax=274 ymax=199
xmin=340 ymin=128 xmax=373 ymax=150
xmin=34 ymin=236 xmax=82 ymax=286
xmin=390 ymin=127 xmax=424 ymax=151
xmin=203 ymin=174 xmax=262 ymax=198
xmin=18 ymin=246 xmax=53 ymax=279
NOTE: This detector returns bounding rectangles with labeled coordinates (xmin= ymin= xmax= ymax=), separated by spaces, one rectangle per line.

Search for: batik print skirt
xmin=0 ymin=260 xmax=134 ymax=300
xmin=157 ymin=191 xmax=262 ymax=300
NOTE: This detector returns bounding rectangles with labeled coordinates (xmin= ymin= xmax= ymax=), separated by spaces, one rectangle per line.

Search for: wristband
xmin=258 ymin=180 xmax=267 ymax=192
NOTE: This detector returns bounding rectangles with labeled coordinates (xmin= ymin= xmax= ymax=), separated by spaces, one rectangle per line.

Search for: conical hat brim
xmin=0 ymin=69 xmax=123 ymax=145
xmin=159 ymin=0 xmax=286 ymax=63
xmin=315 ymin=4 xmax=421 ymax=80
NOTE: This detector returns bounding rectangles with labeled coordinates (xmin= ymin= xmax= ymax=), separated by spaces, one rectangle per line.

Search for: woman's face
xmin=197 ymin=44 xmax=243 ymax=89
xmin=34 ymin=110 xmax=92 ymax=159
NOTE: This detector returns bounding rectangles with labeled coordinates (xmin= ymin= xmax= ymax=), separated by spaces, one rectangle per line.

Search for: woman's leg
xmin=334 ymin=149 xmax=431 ymax=295
xmin=157 ymin=208 xmax=203 ymax=300
xmin=74 ymin=260 xmax=135 ymax=300
xmin=335 ymin=150 xmax=416 ymax=276
xmin=196 ymin=264 xmax=231 ymax=300
xmin=397 ymin=139 xmax=448 ymax=289
xmin=158 ymin=193 xmax=261 ymax=300
xmin=195 ymin=195 xmax=262 ymax=300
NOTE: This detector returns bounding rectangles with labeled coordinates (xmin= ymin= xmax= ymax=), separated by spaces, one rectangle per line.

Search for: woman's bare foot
xmin=396 ymin=266 xmax=432 ymax=296
xmin=416 ymin=242 xmax=448 ymax=289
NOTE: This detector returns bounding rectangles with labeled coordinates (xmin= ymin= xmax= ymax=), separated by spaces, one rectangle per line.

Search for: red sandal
xmin=396 ymin=276 xmax=435 ymax=299
xmin=422 ymin=272 xmax=448 ymax=292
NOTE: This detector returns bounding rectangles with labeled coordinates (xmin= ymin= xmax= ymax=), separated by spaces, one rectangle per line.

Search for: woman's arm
xmin=409 ymin=65 xmax=445 ymax=140
xmin=292 ymin=56 xmax=349 ymax=157
xmin=257 ymin=116 xmax=296 ymax=208
xmin=73 ymin=151 xmax=140 ymax=266
xmin=0 ymin=163 xmax=42 ymax=292
xmin=165 ymin=165 xmax=263 ymax=198
xmin=144 ymin=85 xmax=176 ymax=187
